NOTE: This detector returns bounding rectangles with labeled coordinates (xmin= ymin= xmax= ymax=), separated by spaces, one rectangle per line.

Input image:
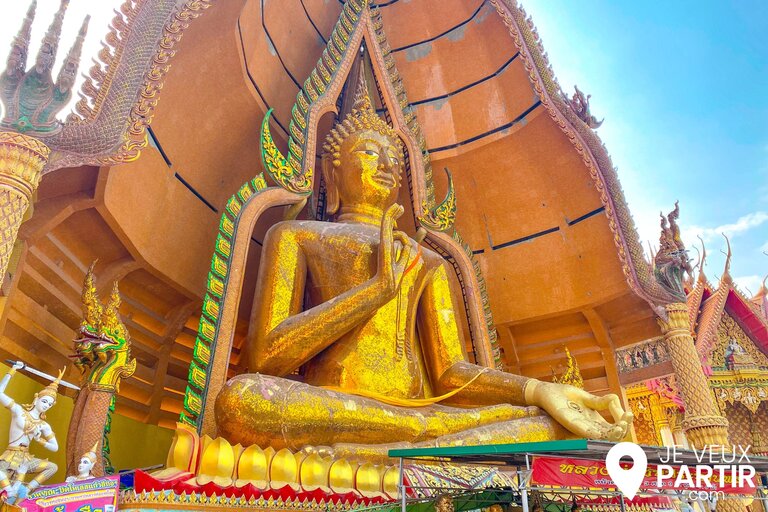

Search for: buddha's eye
xmin=357 ymin=149 xmax=379 ymax=157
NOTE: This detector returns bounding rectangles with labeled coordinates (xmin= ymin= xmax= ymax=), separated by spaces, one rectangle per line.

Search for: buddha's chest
xmin=302 ymin=230 xmax=425 ymax=298
xmin=300 ymin=229 xmax=430 ymax=397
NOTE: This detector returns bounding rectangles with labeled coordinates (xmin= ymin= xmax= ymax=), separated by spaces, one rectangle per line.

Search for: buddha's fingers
xmin=572 ymin=416 xmax=627 ymax=441
xmin=379 ymin=204 xmax=405 ymax=288
xmin=582 ymin=393 xmax=626 ymax=423
xmin=393 ymin=231 xmax=410 ymax=258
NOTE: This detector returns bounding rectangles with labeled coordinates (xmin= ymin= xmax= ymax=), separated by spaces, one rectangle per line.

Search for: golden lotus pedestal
xmin=118 ymin=424 xmax=516 ymax=511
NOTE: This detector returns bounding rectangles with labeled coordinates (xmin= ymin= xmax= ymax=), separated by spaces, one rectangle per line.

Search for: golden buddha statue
xmin=215 ymin=89 xmax=632 ymax=457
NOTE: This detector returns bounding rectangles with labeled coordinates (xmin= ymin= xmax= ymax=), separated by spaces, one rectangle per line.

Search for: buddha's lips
xmin=372 ymin=172 xmax=397 ymax=188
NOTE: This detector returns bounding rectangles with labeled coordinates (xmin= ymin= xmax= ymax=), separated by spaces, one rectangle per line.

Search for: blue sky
xmin=524 ymin=0 xmax=768 ymax=294
xmin=2 ymin=1 xmax=767 ymax=292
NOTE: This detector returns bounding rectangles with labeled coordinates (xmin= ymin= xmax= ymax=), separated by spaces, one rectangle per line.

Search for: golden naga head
xmin=321 ymin=80 xmax=404 ymax=216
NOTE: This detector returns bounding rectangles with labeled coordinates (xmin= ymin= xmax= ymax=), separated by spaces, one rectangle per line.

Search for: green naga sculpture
xmin=67 ymin=263 xmax=136 ymax=477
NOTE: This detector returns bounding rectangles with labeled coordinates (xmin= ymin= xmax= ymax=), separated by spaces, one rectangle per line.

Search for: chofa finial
xmin=721 ymin=233 xmax=732 ymax=282
xmin=565 ymin=85 xmax=603 ymax=129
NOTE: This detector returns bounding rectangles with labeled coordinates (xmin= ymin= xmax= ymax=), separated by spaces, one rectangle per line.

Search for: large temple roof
xmin=0 ymin=0 xmax=661 ymax=426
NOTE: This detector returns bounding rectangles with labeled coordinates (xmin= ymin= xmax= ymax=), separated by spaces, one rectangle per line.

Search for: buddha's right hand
xmin=376 ymin=203 xmax=413 ymax=299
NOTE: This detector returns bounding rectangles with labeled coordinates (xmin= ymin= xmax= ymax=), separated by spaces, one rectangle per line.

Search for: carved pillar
xmin=0 ymin=132 xmax=48 ymax=288
xmin=648 ymin=394 xmax=673 ymax=446
xmin=66 ymin=387 xmax=113 ymax=477
xmin=660 ymin=303 xmax=729 ymax=448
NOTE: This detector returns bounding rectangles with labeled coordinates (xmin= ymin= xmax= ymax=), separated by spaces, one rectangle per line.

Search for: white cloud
xmin=733 ymin=275 xmax=764 ymax=296
xmin=682 ymin=211 xmax=768 ymax=246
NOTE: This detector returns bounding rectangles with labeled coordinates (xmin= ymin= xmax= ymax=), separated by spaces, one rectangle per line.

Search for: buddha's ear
xmin=321 ymin=154 xmax=339 ymax=215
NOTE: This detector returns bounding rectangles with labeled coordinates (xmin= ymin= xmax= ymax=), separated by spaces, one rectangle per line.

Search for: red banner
xmin=531 ymin=456 xmax=755 ymax=496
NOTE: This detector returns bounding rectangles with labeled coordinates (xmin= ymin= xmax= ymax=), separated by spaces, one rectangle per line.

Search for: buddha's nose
xmin=379 ymin=152 xmax=394 ymax=171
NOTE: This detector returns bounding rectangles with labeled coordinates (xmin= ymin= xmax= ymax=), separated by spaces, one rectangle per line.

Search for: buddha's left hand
xmin=526 ymin=380 xmax=633 ymax=441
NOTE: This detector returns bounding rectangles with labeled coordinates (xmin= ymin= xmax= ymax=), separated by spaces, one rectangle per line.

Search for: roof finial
xmin=756 ymin=275 xmax=768 ymax=298
xmin=352 ymin=58 xmax=371 ymax=112
xmin=720 ymin=233 xmax=732 ymax=283
xmin=696 ymin=235 xmax=707 ymax=282
xmin=691 ymin=245 xmax=701 ymax=273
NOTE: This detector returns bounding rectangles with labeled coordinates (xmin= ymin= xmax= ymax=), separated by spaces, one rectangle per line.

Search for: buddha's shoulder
xmin=419 ymin=246 xmax=452 ymax=270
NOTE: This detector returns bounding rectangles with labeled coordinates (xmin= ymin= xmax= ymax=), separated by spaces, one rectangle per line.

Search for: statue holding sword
xmin=0 ymin=361 xmax=72 ymax=503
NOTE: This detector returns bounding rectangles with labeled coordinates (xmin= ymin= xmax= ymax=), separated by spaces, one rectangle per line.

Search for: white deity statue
xmin=65 ymin=442 xmax=98 ymax=482
xmin=0 ymin=362 xmax=61 ymax=504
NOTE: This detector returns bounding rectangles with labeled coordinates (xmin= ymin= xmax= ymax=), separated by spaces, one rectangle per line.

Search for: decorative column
xmin=648 ymin=393 xmax=674 ymax=446
xmin=645 ymin=204 xmax=730 ymax=449
xmin=659 ymin=303 xmax=729 ymax=448
xmin=648 ymin=204 xmax=740 ymax=511
xmin=0 ymin=132 xmax=48 ymax=282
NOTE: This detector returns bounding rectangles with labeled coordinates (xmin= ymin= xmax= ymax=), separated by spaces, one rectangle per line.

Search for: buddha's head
xmin=322 ymin=93 xmax=404 ymax=216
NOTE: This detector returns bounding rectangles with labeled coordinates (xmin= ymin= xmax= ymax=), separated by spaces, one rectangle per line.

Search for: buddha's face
xmin=78 ymin=456 xmax=94 ymax=476
xmin=334 ymin=129 xmax=402 ymax=211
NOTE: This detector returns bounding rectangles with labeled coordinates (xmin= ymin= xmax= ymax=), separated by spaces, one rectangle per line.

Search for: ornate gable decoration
xmin=711 ymin=313 xmax=768 ymax=371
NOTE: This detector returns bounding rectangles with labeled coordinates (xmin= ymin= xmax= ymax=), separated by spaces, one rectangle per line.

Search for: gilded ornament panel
xmin=711 ymin=313 xmax=768 ymax=370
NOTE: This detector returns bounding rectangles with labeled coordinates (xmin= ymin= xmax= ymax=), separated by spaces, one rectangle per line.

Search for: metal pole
xmin=521 ymin=461 xmax=530 ymax=512
xmin=762 ymin=474 xmax=768 ymax=512
xmin=521 ymin=487 xmax=529 ymax=512
xmin=619 ymin=493 xmax=626 ymax=512
xmin=399 ymin=457 xmax=406 ymax=512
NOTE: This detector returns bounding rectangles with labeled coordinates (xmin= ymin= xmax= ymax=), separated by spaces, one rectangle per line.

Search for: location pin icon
xmin=606 ymin=442 xmax=648 ymax=500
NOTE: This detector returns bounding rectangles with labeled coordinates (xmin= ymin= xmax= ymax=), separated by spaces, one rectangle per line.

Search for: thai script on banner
xmin=16 ymin=475 xmax=119 ymax=512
